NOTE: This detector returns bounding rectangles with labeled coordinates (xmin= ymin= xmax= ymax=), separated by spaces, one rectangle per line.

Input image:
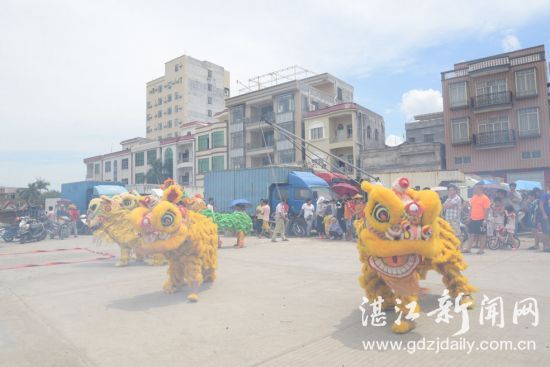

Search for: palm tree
xmin=17 ymin=178 xmax=50 ymax=207
xmin=146 ymin=159 xmax=171 ymax=184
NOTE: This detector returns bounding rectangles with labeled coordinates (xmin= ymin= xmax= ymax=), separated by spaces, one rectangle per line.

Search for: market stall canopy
xmin=330 ymin=183 xmax=359 ymax=197
xmin=513 ymin=180 xmax=542 ymax=190
xmin=314 ymin=171 xmax=349 ymax=184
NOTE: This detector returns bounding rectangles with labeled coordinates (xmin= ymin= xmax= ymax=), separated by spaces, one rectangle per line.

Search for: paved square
xmin=0 ymin=235 xmax=549 ymax=366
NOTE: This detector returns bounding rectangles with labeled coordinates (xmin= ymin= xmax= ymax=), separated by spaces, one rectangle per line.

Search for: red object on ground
xmin=331 ymin=183 xmax=360 ymax=197
xmin=0 ymin=247 xmax=115 ymax=270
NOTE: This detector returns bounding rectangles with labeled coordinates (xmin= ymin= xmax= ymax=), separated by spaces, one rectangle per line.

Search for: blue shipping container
xmin=61 ymin=181 xmax=125 ymax=213
xmin=204 ymin=167 xmax=307 ymax=213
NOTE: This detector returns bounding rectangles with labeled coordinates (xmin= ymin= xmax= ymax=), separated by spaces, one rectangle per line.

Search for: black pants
xmin=316 ymin=216 xmax=325 ymax=236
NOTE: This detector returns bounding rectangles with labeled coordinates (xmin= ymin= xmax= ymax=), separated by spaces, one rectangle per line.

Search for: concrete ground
xmin=0 ymin=234 xmax=549 ymax=367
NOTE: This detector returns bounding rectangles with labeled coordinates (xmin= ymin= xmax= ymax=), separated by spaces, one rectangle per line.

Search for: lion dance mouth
xmin=368 ymin=254 xmax=421 ymax=278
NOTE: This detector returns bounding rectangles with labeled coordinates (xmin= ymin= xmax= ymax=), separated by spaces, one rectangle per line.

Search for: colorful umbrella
xmin=330 ymin=183 xmax=359 ymax=197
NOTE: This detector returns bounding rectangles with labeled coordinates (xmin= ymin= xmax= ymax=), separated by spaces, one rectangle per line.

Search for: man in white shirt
xmin=272 ymin=199 xmax=289 ymax=242
xmin=316 ymin=196 xmax=327 ymax=239
xmin=509 ymin=183 xmax=523 ymax=212
xmin=301 ymin=198 xmax=315 ymax=237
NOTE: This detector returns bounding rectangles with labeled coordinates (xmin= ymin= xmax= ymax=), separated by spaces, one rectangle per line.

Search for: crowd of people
xmin=442 ymin=182 xmax=550 ymax=254
xmin=253 ymin=194 xmax=365 ymax=242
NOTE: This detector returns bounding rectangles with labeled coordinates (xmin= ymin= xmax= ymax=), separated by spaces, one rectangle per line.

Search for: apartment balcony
xmin=247 ymin=111 xmax=274 ymax=125
xmin=246 ymin=142 xmax=274 ymax=152
xmin=471 ymin=91 xmax=512 ymax=112
xmin=473 ymin=129 xmax=516 ymax=149
xmin=177 ymin=157 xmax=193 ymax=168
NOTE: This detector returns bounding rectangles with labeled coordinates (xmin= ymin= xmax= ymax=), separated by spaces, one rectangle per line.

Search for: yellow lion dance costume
xmin=87 ymin=192 xmax=146 ymax=267
xmin=356 ymin=178 xmax=476 ymax=333
xmin=129 ymin=184 xmax=218 ymax=302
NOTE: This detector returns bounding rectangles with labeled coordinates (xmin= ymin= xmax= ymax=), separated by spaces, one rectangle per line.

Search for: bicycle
xmin=487 ymin=224 xmax=520 ymax=250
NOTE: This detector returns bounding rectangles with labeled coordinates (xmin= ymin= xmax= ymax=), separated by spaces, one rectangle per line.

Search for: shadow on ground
xmin=331 ymin=293 xmax=441 ymax=351
xmin=107 ymin=283 xmax=213 ymax=311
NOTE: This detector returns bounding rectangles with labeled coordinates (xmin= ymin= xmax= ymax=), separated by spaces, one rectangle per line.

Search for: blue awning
xmin=93 ymin=185 xmax=128 ymax=197
xmin=288 ymin=171 xmax=329 ymax=188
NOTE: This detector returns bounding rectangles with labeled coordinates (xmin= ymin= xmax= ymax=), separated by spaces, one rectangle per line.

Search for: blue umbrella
xmin=514 ymin=180 xmax=542 ymax=191
xmin=230 ymin=199 xmax=252 ymax=208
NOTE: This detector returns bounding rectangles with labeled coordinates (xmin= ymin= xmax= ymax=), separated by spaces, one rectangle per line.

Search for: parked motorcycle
xmin=1 ymin=220 xmax=22 ymax=242
xmin=18 ymin=217 xmax=48 ymax=244
xmin=44 ymin=218 xmax=69 ymax=240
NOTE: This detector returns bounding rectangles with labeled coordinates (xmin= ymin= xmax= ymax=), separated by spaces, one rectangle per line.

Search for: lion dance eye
xmin=421 ymin=225 xmax=432 ymax=239
xmin=372 ymin=204 xmax=390 ymax=223
xmin=123 ymin=199 xmax=132 ymax=207
xmin=161 ymin=212 xmax=175 ymax=227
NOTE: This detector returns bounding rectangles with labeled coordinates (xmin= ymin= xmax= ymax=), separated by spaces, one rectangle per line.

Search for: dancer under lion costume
xmin=356 ymin=178 xmax=476 ymax=334
xmin=129 ymin=184 xmax=219 ymax=302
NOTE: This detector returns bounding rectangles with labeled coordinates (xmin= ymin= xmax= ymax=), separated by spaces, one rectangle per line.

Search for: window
xmin=198 ymin=158 xmax=210 ymax=173
xmin=208 ymin=97 xmax=212 ymax=104
xmin=294 ymin=188 xmax=311 ymax=200
xmin=454 ymin=156 xmax=471 ymax=165
xmin=367 ymin=126 xmax=371 ymax=139
xmin=278 ymin=149 xmax=295 ymax=163
xmin=277 ymin=121 xmax=295 ymax=141
xmin=157 ymin=97 xmax=162 ymax=105
xmin=158 ymin=85 xmax=162 ymax=93
xmin=449 ymin=82 xmax=468 ymax=108
xmin=408 ymin=137 xmax=416 ymax=143
xmin=175 ymin=91 xmax=180 ymax=99
xmin=476 ymin=79 xmax=506 ymax=96
xmin=515 ymin=68 xmax=537 ymax=97
xmin=231 ymin=157 xmax=244 ymax=169
xmin=146 ymin=149 xmax=157 ymax=164
xmin=374 ymin=129 xmax=379 ymax=141
xmin=135 ymin=173 xmax=145 ymax=184
xmin=166 ymin=107 xmax=172 ymax=115
xmin=231 ymin=132 xmax=244 ymax=148
xmin=180 ymin=172 xmax=190 ymax=185
xmin=121 ymin=158 xmax=128 ymax=169
xmin=276 ymin=93 xmax=294 ymax=113
xmin=211 ymin=156 xmax=225 ymax=171
xmin=451 ymin=118 xmax=470 ymax=143
xmin=94 ymin=163 xmax=100 ymax=174
xmin=224 ymin=88 xmax=230 ymax=97
xmin=208 ymin=110 xmax=212 ymax=117
xmin=478 ymin=115 xmax=509 ymax=134
xmin=207 ymin=69 xmax=212 ymax=78
xmin=208 ymin=84 xmax=212 ymax=92
xmin=518 ymin=107 xmax=540 ymax=136
xmin=346 ymin=124 xmax=353 ymax=138
xmin=310 ymin=127 xmax=324 ymax=140
xmin=230 ymin=105 xmax=244 ymax=124
xmin=167 ymin=120 xmax=172 ymax=128
xmin=211 ymin=131 xmax=225 ymax=148
xmin=423 ymin=134 xmax=434 ymax=143
xmin=522 ymin=150 xmax=542 ymax=159
xmin=135 ymin=152 xmax=145 ymax=167
xmin=166 ymin=94 xmax=172 ymax=102
xmin=198 ymin=135 xmax=209 ymax=151
xmin=121 ymin=178 xmax=128 ymax=185
xmin=175 ymin=64 xmax=180 ymax=72
xmin=337 ymin=87 xmax=343 ymax=101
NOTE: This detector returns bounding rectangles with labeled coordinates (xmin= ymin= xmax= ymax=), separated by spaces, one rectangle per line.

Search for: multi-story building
xmin=442 ymin=45 xmax=550 ymax=184
xmin=303 ymin=103 xmax=385 ymax=175
xmin=406 ymin=112 xmax=444 ymax=144
xmin=84 ymin=121 xmax=209 ymax=187
xmin=195 ymin=110 xmax=229 ymax=187
xmin=225 ymin=67 xmax=353 ymax=169
xmin=146 ymin=55 xmax=230 ymax=140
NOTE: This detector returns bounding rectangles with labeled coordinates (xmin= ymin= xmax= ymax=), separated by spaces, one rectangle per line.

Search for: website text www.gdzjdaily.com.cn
xmin=362 ymin=337 xmax=536 ymax=354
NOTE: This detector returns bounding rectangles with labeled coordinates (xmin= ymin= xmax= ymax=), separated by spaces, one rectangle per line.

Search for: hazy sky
xmin=2 ymin=0 xmax=550 ymax=189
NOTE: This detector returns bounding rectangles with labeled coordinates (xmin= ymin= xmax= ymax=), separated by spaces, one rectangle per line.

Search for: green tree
xmin=17 ymin=178 xmax=50 ymax=207
xmin=145 ymin=159 xmax=171 ymax=184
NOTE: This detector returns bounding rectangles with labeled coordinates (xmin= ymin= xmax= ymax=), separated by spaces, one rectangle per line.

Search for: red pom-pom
xmin=398 ymin=177 xmax=410 ymax=189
